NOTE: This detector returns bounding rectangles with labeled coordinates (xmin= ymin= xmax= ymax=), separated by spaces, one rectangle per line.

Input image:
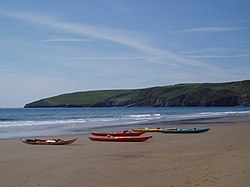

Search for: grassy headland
xmin=24 ymin=80 xmax=250 ymax=108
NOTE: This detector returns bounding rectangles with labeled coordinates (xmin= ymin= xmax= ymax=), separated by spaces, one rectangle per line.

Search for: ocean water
xmin=0 ymin=107 xmax=250 ymax=139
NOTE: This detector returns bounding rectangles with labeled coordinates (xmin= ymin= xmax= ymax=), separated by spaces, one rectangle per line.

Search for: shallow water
xmin=0 ymin=107 xmax=249 ymax=138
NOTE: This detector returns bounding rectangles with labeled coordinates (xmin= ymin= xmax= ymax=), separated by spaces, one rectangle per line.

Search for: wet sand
xmin=0 ymin=116 xmax=250 ymax=187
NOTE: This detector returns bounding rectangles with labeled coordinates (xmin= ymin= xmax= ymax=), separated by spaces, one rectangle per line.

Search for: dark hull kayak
xmin=91 ymin=131 xmax=145 ymax=136
xmin=160 ymin=128 xmax=210 ymax=134
xmin=89 ymin=135 xmax=152 ymax=142
xmin=20 ymin=138 xmax=78 ymax=145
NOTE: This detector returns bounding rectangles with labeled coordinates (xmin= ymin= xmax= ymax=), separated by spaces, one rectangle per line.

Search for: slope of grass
xmin=24 ymin=80 xmax=250 ymax=107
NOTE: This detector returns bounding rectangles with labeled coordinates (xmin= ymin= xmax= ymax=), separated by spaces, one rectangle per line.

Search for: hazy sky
xmin=0 ymin=0 xmax=250 ymax=107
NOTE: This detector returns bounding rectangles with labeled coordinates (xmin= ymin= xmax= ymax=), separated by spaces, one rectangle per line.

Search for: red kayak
xmin=91 ymin=131 xmax=145 ymax=136
xmin=89 ymin=135 xmax=152 ymax=142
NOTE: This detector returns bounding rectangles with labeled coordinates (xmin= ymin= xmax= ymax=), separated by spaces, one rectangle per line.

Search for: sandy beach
xmin=1 ymin=116 xmax=250 ymax=187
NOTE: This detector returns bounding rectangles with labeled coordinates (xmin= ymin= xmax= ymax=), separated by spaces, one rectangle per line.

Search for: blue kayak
xmin=160 ymin=128 xmax=210 ymax=134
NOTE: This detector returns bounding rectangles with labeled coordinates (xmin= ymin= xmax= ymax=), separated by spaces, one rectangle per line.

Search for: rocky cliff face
xmin=99 ymin=81 xmax=250 ymax=107
xmin=105 ymin=92 xmax=248 ymax=107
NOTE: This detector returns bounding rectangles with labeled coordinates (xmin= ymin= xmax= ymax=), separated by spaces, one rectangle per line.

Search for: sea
xmin=0 ymin=107 xmax=250 ymax=139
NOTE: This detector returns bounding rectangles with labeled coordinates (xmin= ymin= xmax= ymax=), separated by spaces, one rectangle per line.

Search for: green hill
xmin=24 ymin=80 xmax=250 ymax=108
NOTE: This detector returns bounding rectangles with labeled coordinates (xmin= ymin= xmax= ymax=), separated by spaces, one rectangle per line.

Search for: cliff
xmin=24 ymin=80 xmax=250 ymax=108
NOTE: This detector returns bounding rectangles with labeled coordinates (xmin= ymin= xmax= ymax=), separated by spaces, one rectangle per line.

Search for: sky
xmin=0 ymin=0 xmax=250 ymax=107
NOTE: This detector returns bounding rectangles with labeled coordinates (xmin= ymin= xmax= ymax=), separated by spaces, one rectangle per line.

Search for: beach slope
xmin=0 ymin=116 xmax=250 ymax=187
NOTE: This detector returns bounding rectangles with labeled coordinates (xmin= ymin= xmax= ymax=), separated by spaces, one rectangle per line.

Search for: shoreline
xmin=1 ymin=115 xmax=250 ymax=186
xmin=1 ymin=107 xmax=250 ymax=140
xmin=2 ymin=114 xmax=249 ymax=140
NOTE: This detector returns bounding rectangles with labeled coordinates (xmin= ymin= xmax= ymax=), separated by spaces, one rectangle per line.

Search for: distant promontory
xmin=24 ymin=80 xmax=250 ymax=108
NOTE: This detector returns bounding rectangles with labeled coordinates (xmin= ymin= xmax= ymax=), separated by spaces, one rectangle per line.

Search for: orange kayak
xmin=132 ymin=127 xmax=177 ymax=132
xmin=89 ymin=135 xmax=152 ymax=142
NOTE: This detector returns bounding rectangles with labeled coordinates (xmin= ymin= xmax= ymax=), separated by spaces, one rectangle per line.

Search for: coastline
xmin=1 ymin=107 xmax=250 ymax=139
xmin=0 ymin=115 xmax=250 ymax=187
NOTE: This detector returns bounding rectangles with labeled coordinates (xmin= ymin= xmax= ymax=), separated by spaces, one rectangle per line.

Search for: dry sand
xmin=0 ymin=116 xmax=250 ymax=187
